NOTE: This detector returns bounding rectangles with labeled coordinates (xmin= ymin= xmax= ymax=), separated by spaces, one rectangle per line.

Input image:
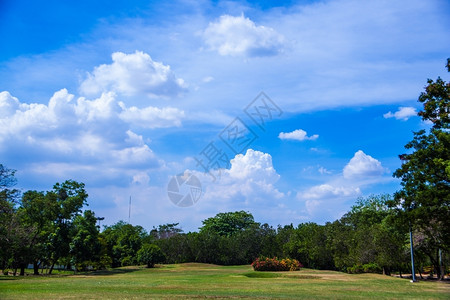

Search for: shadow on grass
xmin=83 ymin=267 xmax=142 ymax=276
xmin=242 ymin=272 xmax=321 ymax=280
xmin=0 ymin=276 xmax=19 ymax=280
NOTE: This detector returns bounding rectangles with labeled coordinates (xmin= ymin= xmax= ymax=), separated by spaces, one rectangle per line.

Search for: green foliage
xmin=101 ymin=221 xmax=148 ymax=267
xmin=327 ymin=195 xmax=407 ymax=274
xmin=347 ymin=263 xmax=382 ymax=274
xmin=137 ymin=244 xmax=166 ymax=268
xmin=392 ymin=59 xmax=450 ymax=279
xmin=200 ymin=211 xmax=255 ymax=236
xmin=70 ymin=210 xmax=102 ymax=271
xmin=150 ymin=223 xmax=183 ymax=240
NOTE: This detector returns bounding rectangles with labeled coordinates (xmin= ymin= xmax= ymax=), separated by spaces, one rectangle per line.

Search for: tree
xmin=291 ymin=223 xmax=333 ymax=270
xmin=392 ymin=59 xmax=450 ymax=280
xmin=327 ymin=195 xmax=407 ymax=274
xmin=0 ymin=164 xmax=20 ymax=204
xmin=17 ymin=190 xmax=56 ymax=275
xmin=199 ymin=211 xmax=256 ymax=236
xmin=137 ymin=244 xmax=165 ymax=268
xmin=46 ymin=180 xmax=89 ymax=274
xmin=150 ymin=223 xmax=183 ymax=240
xmin=101 ymin=221 xmax=147 ymax=267
xmin=70 ymin=210 xmax=102 ymax=271
xmin=0 ymin=164 xmax=21 ymax=274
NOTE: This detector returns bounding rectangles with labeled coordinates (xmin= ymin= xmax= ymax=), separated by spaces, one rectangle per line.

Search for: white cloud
xmin=119 ymin=103 xmax=184 ymax=129
xmin=343 ymin=150 xmax=385 ymax=179
xmin=0 ymin=89 xmax=186 ymax=177
xmin=383 ymin=106 xmax=417 ymax=120
xmin=79 ymin=51 xmax=187 ymax=98
xmin=318 ymin=166 xmax=332 ymax=175
xmin=298 ymin=184 xmax=361 ymax=221
xmin=301 ymin=184 xmax=361 ymax=200
xmin=297 ymin=149 xmax=388 ymax=221
xmin=195 ymin=149 xmax=283 ymax=207
xmin=203 ymin=14 xmax=285 ymax=57
xmin=0 ymin=91 xmax=20 ymax=118
xmin=278 ymin=129 xmax=318 ymax=141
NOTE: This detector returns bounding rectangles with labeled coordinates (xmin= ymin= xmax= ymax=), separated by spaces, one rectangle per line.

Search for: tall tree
xmin=18 ymin=190 xmax=56 ymax=274
xmin=70 ymin=210 xmax=102 ymax=271
xmin=46 ymin=180 xmax=89 ymax=274
xmin=101 ymin=221 xmax=147 ymax=267
xmin=199 ymin=211 xmax=255 ymax=236
xmin=0 ymin=164 xmax=21 ymax=274
xmin=392 ymin=59 xmax=450 ymax=280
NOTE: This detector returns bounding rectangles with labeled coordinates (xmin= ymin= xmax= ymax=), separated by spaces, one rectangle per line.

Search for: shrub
xmin=347 ymin=264 xmax=363 ymax=274
xmin=362 ymin=263 xmax=382 ymax=273
xmin=251 ymin=257 xmax=302 ymax=271
xmin=347 ymin=263 xmax=382 ymax=274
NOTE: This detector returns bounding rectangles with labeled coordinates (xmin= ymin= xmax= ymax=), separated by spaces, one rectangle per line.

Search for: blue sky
xmin=1 ymin=0 xmax=449 ymax=231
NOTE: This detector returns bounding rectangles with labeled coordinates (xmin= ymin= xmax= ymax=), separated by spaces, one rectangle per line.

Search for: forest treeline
xmin=0 ymin=61 xmax=448 ymax=278
xmin=0 ymin=170 xmax=448 ymax=279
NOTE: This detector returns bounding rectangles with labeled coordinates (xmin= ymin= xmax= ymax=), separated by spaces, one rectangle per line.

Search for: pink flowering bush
xmin=251 ymin=257 xmax=303 ymax=271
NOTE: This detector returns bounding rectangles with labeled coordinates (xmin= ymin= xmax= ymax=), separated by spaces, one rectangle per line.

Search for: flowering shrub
xmin=251 ymin=257 xmax=303 ymax=271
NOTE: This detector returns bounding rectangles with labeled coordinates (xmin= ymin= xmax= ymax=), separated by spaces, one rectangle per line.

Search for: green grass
xmin=0 ymin=263 xmax=448 ymax=299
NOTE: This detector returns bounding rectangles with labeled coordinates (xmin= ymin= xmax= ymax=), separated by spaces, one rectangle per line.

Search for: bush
xmin=347 ymin=263 xmax=382 ymax=274
xmin=362 ymin=263 xmax=382 ymax=273
xmin=347 ymin=264 xmax=363 ymax=274
xmin=252 ymin=257 xmax=302 ymax=271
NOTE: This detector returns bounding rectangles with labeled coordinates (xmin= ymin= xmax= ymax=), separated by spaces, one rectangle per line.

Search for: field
xmin=0 ymin=263 xmax=448 ymax=299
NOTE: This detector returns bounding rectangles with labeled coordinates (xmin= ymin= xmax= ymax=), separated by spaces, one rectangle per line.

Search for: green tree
xmin=199 ymin=211 xmax=256 ymax=236
xmin=150 ymin=223 xmax=183 ymax=240
xmin=70 ymin=210 xmax=102 ymax=271
xmin=137 ymin=244 xmax=165 ymax=268
xmin=17 ymin=190 xmax=56 ymax=275
xmin=46 ymin=180 xmax=89 ymax=274
xmin=392 ymin=59 xmax=450 ymax=280
xmin=328 ymin=195 xmax=407 ymax=274
xmin=0 ymin=164 xmax=25 ymax=275
xmin=102 ymin=221 xmax=147 ymax=267
xmin=292 ymin=223 xmax=334 ymax=270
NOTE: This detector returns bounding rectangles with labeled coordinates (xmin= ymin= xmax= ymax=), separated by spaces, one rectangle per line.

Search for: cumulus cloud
xmin=278 ymin=129 xmax=318 ymax=141
xmin=383 ymin=106 xmax=417 ymax=120
xmin=343 ymin=150 xmax=385 ymax=179
xmin=297 ymin=150 xmax=387 ymax=221
xmin=301 ymin=184 xmax=361 ymax=200
xmin=203 ymin=14 xmax=285 ymax=57
xmin=0 ymin=89 xmax=184 ymax=176
xmin=119 ymin=103 xmax=184 ymax=128
xmin=298 ymin=184 xmax=361 ymax=221
xmin=196 ymin=149 xmax=283 ymax=207
xmin=79 ymin=51 xmax=187 ymax=98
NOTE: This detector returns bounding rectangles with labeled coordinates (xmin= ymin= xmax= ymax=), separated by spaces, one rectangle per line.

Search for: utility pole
xmin=128 ymin=196 xmax=131 ymax=224
xmin=96 ymin=217 xmax=105 ymax=230
xmin=409 ymin=222 xmax=416 ymax=282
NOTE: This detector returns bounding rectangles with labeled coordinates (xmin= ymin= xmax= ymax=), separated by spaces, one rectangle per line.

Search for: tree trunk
xmin=49 ymin=262 xmax=55 ymax=275
xmin=439 ymin=249 xmax=445 ymax=281
xmin=399 ymin=270 xmax=402 ymax=278
xmin=19 ymin=263 xmax=25 ymax=276
xmin=33 ymin=261 xmax=40 ymax=275
xmin=382 ymin=267 xmax=391 ymax=276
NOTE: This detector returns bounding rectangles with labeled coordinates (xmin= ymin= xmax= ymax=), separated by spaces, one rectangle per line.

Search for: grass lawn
xmin=0 ymin=263 xmax=448 ymax=299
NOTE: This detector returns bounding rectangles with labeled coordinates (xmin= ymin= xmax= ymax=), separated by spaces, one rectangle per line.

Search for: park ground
xmin=0 ymin=263 xmax=448 ymax=299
